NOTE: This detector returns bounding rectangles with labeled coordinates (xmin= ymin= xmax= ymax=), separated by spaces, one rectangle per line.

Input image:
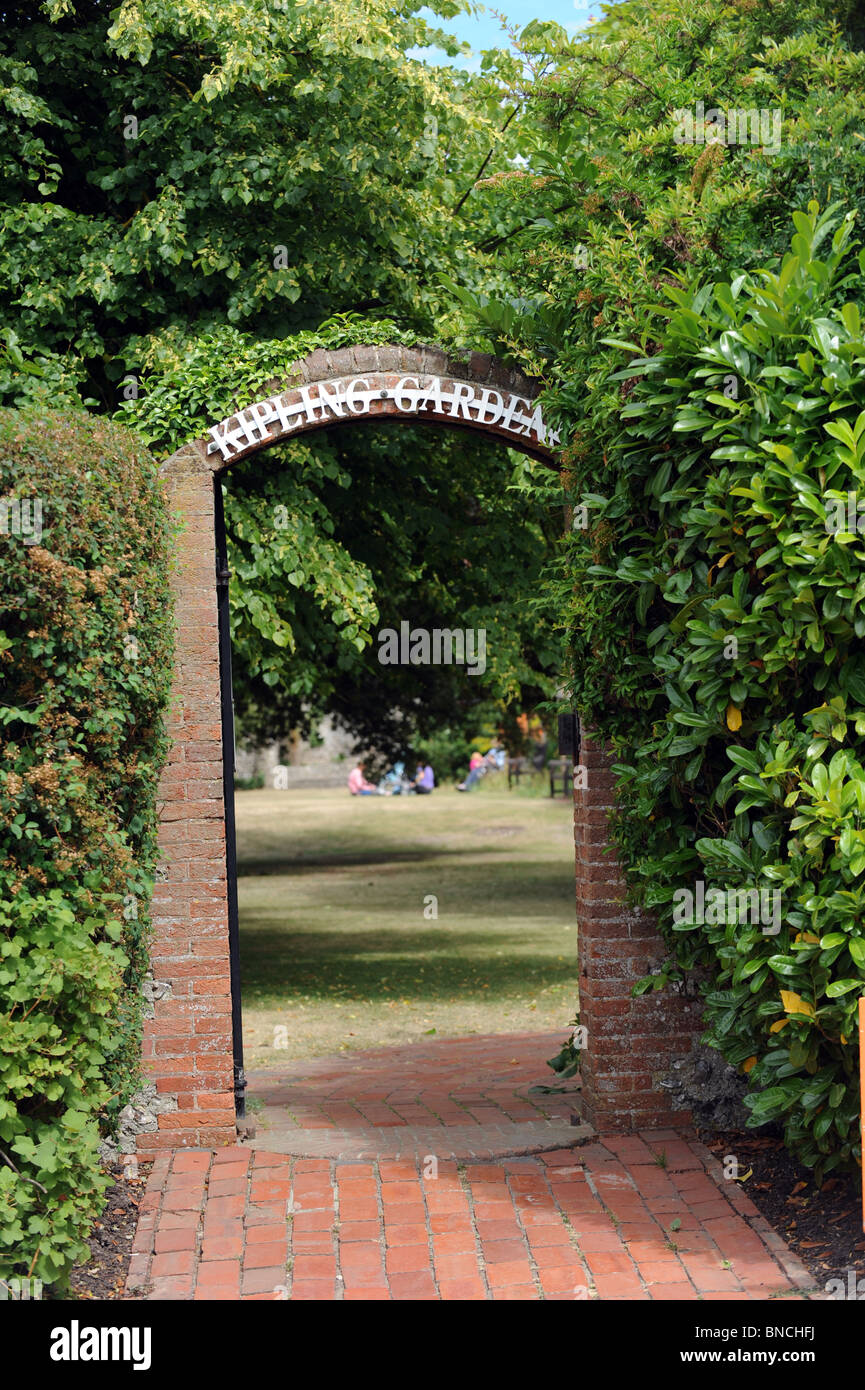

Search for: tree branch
xmin=476 ymin=201 xmax=580 ymax=252
xmin=453 ymin=105 xmax=521 ymax=216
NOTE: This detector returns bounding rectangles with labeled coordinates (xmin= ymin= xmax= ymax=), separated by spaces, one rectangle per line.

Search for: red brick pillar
xmin=574 ymin=725 xmax=702 ymax=1131
xmin=138 ymin=443 xmax=237 ymax=1152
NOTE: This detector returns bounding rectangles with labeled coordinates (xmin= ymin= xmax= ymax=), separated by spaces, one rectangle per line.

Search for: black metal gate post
xmin=556 ymin=710 xmax=580 ymax=798
xmin=214 ymin=478 xmax=246 ymax=1121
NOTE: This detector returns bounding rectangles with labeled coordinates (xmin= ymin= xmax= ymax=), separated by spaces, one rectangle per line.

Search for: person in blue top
xmin=410 ymin=759 xmax=435 ymax=795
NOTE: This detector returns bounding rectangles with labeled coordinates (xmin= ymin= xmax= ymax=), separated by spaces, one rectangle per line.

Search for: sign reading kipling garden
xmin=206 ymin=373 xmax=560 ymax=463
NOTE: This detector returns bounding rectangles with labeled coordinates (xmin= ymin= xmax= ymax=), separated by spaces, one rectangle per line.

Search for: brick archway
xmin=141 ymin=342 xmax=700 ymax=1154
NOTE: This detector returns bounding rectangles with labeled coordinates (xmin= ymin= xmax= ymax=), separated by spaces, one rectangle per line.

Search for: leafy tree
xmin=600 ymin=204 xmax=865 ymax=1178
xmin=226 ymin=419 xmax=561 ymax=760
xmin=3 ymin=0 xmax=564 ymax=748
xmin=0 ymin=0 xmax=521 ymax=407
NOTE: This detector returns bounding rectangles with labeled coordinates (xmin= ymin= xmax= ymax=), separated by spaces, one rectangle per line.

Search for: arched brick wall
xmin=139 ymin=342 xmax=700 ymax=1153
xmin=200 ymin=344 xmax=559 ymax=465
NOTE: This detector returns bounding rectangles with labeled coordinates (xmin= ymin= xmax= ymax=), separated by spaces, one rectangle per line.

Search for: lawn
xmin=236 ymin=781 xmax=579 ymax=1066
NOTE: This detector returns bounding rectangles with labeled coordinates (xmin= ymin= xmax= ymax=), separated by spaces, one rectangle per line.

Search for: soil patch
xmin=66 ymin=1162 xmax=151 ymax=1301
xmin=702 ymin=1132 xmax=864 ymax=1292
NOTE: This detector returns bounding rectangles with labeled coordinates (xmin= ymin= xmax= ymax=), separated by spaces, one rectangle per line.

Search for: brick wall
xmin=140 ymin=443 xmax=236 ymax=1152
xmin=573 ymin=726 xmax=703 ymax=1131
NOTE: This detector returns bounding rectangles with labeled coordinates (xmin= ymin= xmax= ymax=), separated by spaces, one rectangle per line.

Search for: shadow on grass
xmin=240 ymin=924 xmax=578 ymax=1006
xmin=238 ymin=856 xmax=575 ymax=896
xmin=237 ymin=845 xmax=485 ymax=873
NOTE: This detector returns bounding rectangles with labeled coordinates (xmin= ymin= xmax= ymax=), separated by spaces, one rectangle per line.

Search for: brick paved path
xmin=127 ymin=1033 xmax=815 ymax=1301
xmin=245 ymin=1031 xmax=590 ymax=1159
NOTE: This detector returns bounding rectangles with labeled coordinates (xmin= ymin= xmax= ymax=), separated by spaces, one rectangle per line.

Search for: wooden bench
xmin=507 ymin=755 xmax=532 ymax=788
xmin=547 ymin=757 xmax=573 ymax=798
xmin=507 ymin=755 xmax=572 ymax=797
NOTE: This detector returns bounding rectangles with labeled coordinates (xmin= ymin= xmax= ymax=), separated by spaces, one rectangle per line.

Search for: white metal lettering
xmin=207 ymin=374 xmax=553 ymax=460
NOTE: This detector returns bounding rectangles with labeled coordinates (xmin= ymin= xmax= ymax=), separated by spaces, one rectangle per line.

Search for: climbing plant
xmin=117 ymin=318 xmax=563 ymax=754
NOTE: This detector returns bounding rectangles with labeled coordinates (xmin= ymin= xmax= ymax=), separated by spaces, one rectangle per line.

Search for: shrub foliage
xmin=0 ymin=409 xmax=172 ymax=1286
xmin=571 ymin=205 xmax=865 ymax=1176
xmin=444 ymin=0 xmax=865 ymax=1177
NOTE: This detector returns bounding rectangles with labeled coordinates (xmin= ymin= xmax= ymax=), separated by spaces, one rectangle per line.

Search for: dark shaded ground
xmin=702 ymin=1132 xmax=864 ymax=1292
xmin=66 ymin=1162 xmax=150 ymax=1301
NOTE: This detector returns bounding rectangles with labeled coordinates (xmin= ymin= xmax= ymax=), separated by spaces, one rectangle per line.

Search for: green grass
xmin=237 ymin=784 xmax=578 ymax=1066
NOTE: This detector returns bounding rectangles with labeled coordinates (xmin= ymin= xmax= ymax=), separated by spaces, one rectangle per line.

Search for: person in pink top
xmin=457 ymin=744 xmax=498 ymax=791
xmin=347 ymin=761 xmax=378 ymax=796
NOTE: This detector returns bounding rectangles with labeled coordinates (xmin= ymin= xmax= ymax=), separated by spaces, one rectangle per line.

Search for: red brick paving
xmin=244 ymin=1032 xmax=587 ymax=1158
xmin=127 ymin=1035 xmax=816 ymax=1302
xmin=127 ymin=1140 xmax=815 ymax=1301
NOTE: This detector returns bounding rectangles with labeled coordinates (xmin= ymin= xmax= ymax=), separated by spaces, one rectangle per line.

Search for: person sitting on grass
xmin=379 ymin=759 xmax=411 ymax=795
xmin=347 ymin=760 xmax=378 ymax=796
xmin=456 ymin=750 xmax=483 ymax=792
xmin=457 ymin=744 xmax=502 ymax=791
xmin=410 ymin=759 xmax=435 ymax=795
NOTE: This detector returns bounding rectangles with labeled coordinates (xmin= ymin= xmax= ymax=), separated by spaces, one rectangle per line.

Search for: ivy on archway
xmin=118 ymin=323 xmax=565 ymax=760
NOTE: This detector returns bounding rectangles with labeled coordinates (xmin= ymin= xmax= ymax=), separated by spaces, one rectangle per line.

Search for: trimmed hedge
xmin=0 ymin=409 xmax=173 ymax=1288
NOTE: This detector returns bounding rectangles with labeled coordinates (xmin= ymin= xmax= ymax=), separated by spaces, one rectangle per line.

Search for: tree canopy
xmin=0 ymin=0 xmax=526 ymax=406
xmin=1 ymin=0 xmax=566 ymax=757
